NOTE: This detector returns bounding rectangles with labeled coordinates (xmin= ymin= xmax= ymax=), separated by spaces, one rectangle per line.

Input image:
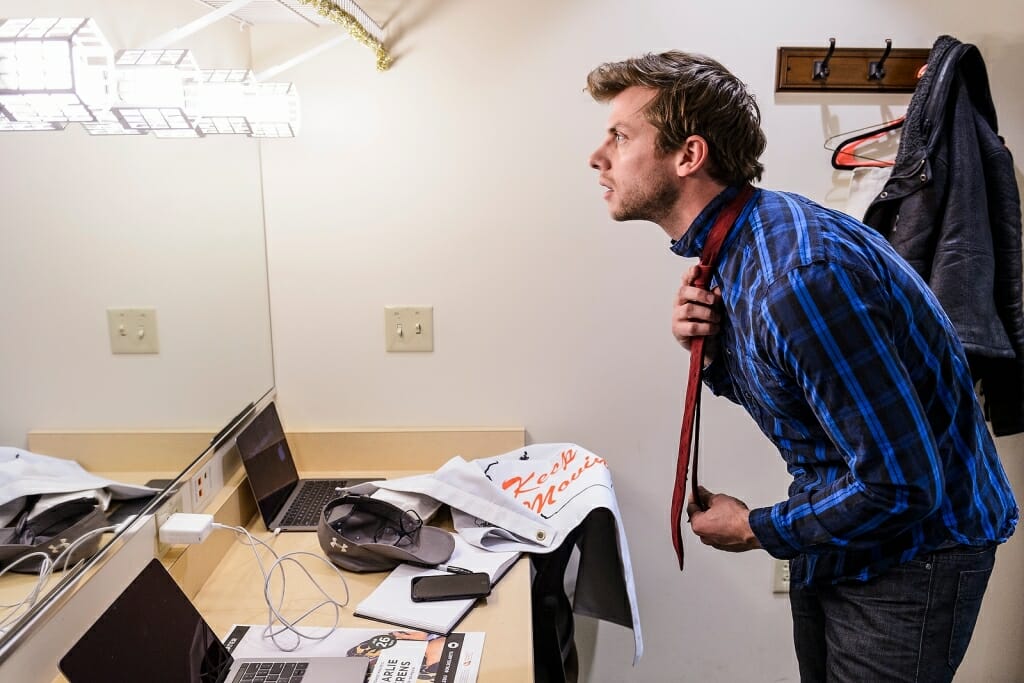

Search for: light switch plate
xmin=107 ymin=308 xmax=159 ymax=354
xmin=384 ymin=306 xmax=433 ymax=352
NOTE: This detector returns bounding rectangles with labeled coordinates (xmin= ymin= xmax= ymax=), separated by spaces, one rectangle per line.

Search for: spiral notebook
xmin=355 ymin=535 xmax=520 ymax=634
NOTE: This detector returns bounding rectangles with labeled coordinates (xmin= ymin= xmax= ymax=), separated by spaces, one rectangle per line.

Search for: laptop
xmin=59 ymin=558 xmax=369 ymax=683
xmin=236 ymin=402 xmax=377 ymax=531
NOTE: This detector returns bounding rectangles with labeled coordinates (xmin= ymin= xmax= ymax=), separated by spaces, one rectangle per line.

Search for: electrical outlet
xmin=189 ymin=457 xmax=221 ymax=513
xmin=772 ymin=558 xmax=791 ymax=593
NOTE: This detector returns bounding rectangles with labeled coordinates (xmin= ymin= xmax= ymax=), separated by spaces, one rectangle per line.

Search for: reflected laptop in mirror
xmin=236 ymin=401 xmax=377 ymax=531
xmin=59 ymin=558 xmax=369 ymax=683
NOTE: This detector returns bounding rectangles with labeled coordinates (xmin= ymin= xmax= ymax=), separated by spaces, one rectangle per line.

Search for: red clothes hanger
xmin=825 ymin=63 xmax=926 ymax=170
xmin=823 ymin=63 xmax=929 ymax=169
xmin=828 ymin=117 xmax=904 ymax=169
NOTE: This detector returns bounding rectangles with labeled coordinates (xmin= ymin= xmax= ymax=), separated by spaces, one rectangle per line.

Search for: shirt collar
xmin=669 ymin=184 xmax=744 ymax=258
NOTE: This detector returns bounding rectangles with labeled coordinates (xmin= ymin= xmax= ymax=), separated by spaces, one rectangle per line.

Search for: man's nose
xmin=589 ymin=146 xmax=607 ymax=171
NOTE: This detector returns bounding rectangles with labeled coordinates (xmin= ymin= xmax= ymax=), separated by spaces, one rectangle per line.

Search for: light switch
xmin=385 ymin=306 xmax=433 ymax=352
xmin=107 ymin=308 xmax=159 ymax=354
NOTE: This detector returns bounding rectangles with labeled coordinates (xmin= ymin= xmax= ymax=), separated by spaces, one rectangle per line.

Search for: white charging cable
xmin=0 ymin=523 xmax=121 ymax=631
xmin=212 ymin=523 xmax=351 ymax=652
xmin=0 ymin=551 xmax=57 ymax=631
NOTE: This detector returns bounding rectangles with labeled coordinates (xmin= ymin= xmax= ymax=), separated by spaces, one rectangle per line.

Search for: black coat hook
xmin=869 ymin=38 xmax=893 ymax=80
xmin=813 ymin=37 xmax=836 ymax=80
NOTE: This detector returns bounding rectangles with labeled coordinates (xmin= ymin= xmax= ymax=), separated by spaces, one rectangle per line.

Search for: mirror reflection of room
xmin=0 ymin=0 xmax=274 ymax=665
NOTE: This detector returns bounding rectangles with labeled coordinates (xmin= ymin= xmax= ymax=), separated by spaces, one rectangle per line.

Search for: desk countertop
xmin=183 ymin=471 xmax=534 ymax=683
xmin=191 ymin=520 xmax=534 ymax=682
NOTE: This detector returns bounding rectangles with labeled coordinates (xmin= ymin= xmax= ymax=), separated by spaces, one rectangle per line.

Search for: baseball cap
xmin=318 ymin=494 xmax=455 ymax=572
xmin=0 ymin=497 xmax=107 ymax=574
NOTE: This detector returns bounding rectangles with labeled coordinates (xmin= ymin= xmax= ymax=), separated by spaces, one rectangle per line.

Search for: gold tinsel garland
xmin=299 ymin=0 xmax=392 ymax=71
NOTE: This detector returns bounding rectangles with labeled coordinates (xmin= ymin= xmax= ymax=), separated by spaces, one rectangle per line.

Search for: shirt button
xmin=536 ymin=530 xmax=547 ymax=541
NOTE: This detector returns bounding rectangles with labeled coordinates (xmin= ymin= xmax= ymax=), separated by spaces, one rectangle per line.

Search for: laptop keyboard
xmin=279 ymin=479 xmax=348 ymax=527
xmin=232 ymin=660 xmax=309 ymax=682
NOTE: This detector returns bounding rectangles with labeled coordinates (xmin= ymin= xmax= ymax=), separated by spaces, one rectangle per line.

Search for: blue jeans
xmin=790 ymin=544 xmax=996 ymax=683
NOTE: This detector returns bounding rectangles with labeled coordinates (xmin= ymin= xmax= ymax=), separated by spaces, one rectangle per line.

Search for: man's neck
xmin=662 ymin=179 xmax=729 ymax=242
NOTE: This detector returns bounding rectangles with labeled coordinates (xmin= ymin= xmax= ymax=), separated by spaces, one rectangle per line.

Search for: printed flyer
xmin=223 ymin=625 xmax=485 ymax=683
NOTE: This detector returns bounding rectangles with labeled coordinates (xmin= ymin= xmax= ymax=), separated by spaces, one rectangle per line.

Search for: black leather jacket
xmin=864 ymin=35 xmax=1024 ymax=436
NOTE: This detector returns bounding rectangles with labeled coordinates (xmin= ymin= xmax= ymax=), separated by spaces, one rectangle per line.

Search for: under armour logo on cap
xmin=330 ymin=537 xmax=349 ymax=553
xmin=49 ymin=538 xmax=71 ymax=554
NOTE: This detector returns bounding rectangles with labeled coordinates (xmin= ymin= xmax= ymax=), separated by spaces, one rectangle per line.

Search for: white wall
xmin=257 ymin=1 xmax=1024 ymax=680
xmin=0 ymin=0 xmax=274 ymax=448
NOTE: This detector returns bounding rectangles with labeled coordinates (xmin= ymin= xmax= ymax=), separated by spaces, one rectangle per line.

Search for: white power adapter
xmin=159 ymin=513 xmax=214 ymax=545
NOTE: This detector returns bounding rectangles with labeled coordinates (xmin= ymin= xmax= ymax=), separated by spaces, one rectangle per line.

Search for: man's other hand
xmin=686 ymin=486 xmax=761 ymax=552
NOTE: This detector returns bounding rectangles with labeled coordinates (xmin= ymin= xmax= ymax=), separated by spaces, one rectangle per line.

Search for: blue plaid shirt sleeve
xmin=748 ymin=260 xmax=947 ymax=556
xmin=702 ymin=358 xmax=738 ymax=403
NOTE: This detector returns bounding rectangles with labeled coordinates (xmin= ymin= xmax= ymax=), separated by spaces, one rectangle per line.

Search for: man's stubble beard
xmin=611 ymin=169 xmax=680 ymax=224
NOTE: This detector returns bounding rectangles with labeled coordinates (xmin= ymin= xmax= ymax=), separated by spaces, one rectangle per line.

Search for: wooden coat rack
xmin=776 ymin=38 xmax=930 ymax=93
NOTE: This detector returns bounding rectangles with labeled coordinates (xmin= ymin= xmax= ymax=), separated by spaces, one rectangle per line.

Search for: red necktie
xmin=671 ymin=184 xmax=755 ymax=570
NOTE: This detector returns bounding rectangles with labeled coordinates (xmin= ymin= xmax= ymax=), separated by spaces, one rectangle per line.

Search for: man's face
xmin=589 ymin=86 xmax=680 ymax=223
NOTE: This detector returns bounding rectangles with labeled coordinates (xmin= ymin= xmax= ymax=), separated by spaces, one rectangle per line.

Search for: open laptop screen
xmin=60 ymin=559 xmax=232 ymax=683
xmin=235 ymin=402 xmax=300 ymax=526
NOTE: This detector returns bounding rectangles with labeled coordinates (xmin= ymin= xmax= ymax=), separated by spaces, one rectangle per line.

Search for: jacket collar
xmin=896 ymin=35 xmax=996 ymax=173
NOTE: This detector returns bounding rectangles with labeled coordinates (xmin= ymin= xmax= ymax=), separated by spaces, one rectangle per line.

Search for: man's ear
xmin=675 ymin=135 xmax=710 ymax=179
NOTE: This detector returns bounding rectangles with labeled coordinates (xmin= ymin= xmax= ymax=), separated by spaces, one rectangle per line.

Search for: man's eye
xmin=613 ymin=132 xmax=625 ymax=143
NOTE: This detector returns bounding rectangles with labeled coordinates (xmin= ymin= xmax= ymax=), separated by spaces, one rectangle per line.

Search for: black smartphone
xmin=410 ymin=572 xmax=491 ymax=602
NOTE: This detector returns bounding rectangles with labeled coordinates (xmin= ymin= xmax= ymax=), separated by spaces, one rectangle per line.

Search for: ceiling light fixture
xmin=0 ymin=18 xmax=114 ymax=126
xmin=0 ymin=17 xmax=301 ymax=139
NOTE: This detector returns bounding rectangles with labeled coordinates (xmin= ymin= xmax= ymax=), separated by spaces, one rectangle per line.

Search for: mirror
xmin=0 ymin=0 xmax=274 ymax=655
